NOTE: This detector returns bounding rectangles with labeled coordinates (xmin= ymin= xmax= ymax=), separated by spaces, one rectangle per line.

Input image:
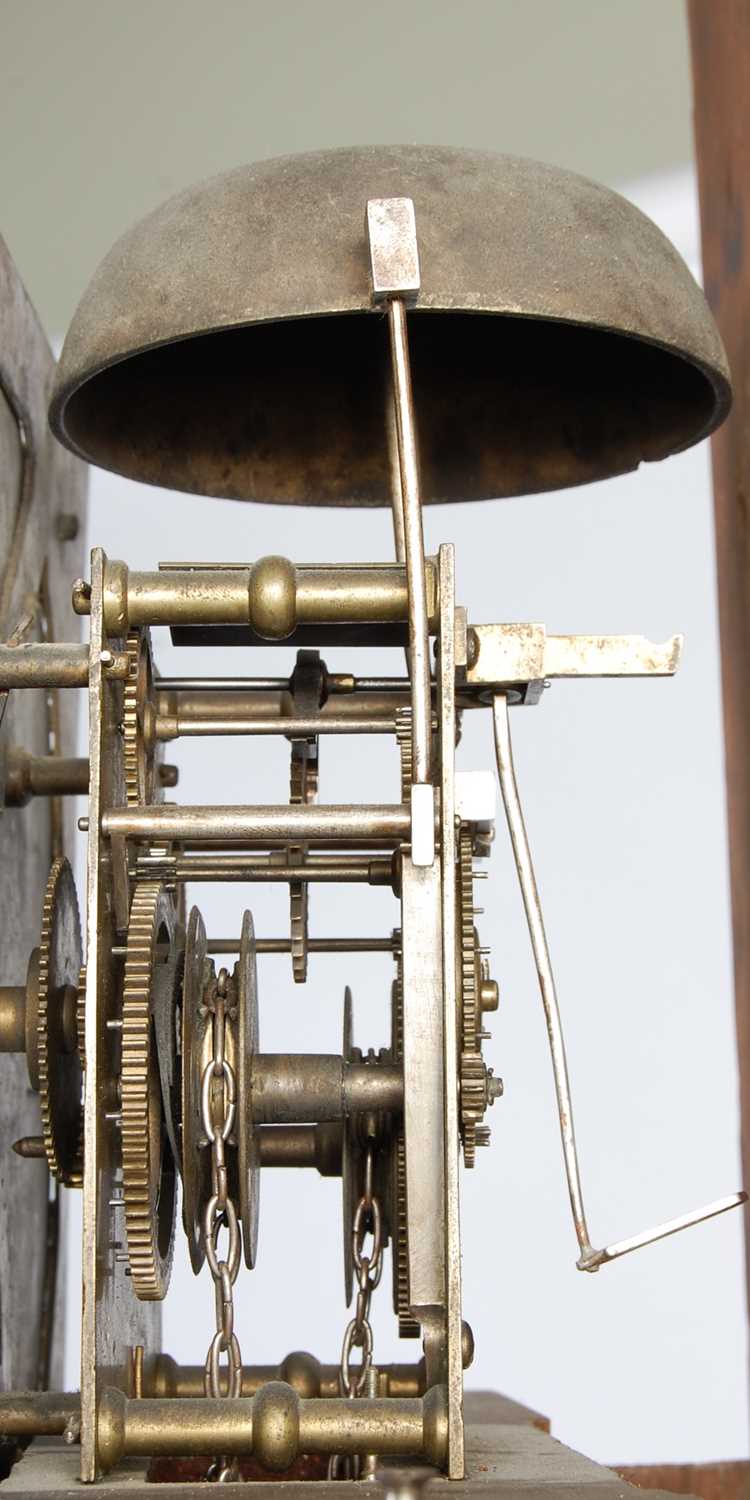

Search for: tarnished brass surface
xmin=50 ymin=146 xmax=730 ymax=506
xmin=249 ymin=1055 xmax=403 ymax=1122
xmin=120 ymin=883 xmax=178 ymax=1300
xmin=0 ymin=985 xmax=26 ymax=1052
xmin=3 ymin=750 xmax=89 ymax=806
xmin=256 ymin=1123 xmax=343 ymax=1174
xmin=95 ymin=1382 xmax=448 ymax=1472
xmin=104 ymin=803 xmax=413 ymax=845
xmin=78 ymin=558 xmax=438 ymax=638
xmin=31 ymin=858 xmax=83 ymax=1187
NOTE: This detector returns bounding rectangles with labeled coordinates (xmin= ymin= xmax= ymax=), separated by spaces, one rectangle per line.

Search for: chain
xmin=329 ymin=1139 xmax=384 ymax=1479
xmin=200 ymin=968 xmax=243 ymax=1483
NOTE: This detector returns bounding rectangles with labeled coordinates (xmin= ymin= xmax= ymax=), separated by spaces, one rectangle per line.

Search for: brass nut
xmin=480 ymin=977 xmax=499 ymax=1012
xmin=252 ymin=1381 xmax=300 ymax=1471
xmin=249 ymin=556 xmax=296 ymax=640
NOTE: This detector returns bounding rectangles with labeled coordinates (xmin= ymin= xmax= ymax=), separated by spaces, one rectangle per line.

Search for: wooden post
xmin=688 ymin=0 xmax=750 ymax=1322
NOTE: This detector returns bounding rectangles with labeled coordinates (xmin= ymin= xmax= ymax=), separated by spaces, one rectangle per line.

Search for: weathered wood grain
xmin=0 ymin=235 xmax=86 ymax=1391
xmin=688 ymin=0 xmax=750 ymax=1331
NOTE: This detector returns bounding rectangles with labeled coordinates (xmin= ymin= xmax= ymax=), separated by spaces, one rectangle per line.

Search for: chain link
xmin=329 ymin=1139 xmax=383 ymax=1479
xmin=200 ymin=969 xmax=243 ymax=1483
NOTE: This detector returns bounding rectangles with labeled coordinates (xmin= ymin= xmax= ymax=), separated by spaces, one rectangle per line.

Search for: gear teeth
xmin=396 ymin=708 xmax=413 ymax=803
xmin=76 ymin=965 xmax=87 ymax=1068
xmin=459 ymin=1052 xmax=490 ymax=1168
xmin=391 ymin=958 xmax=420 ymax=1338
xmin=123 ymin=629 xmax=157 ymax=807
xmin=396 ymin=707 xmax=438 ymax=803
xmin=458 ymin=827 xmax=496 ymax=1168
xmin=288 ymin=739 xmax=317 ymax=983
xmin=459 ymin=828 xmax=479 ymax=1060
xmin=37 ymin=859 xmax=84 ymax=1187
xmin=121 ymin=883 xmax=177 ymax=1300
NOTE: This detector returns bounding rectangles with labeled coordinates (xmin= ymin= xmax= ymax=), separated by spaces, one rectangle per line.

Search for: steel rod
xmin=491 ymin=693 xmax=593 ymax=1258
xmin=111 ymin=936 xmax=397 ymax=957
xmin=156 ymin=688 xmax=409 ymax=723
xmin=208 ymin=936 xmax=396 ymax=954
xmin=387 ymin=298 xmax=433 ymax=786
xmin=156 ymin=675 xmax=412 ymax=693
xmin=105 ymin=803 xmax=412 ymax=844
xmin=492 ymin=692 xmax=748 ymax=1273
xmin=387 ymin=379 xmax=407 ymax=563
xmin=155 ymin=715 xmax=398 ymax=738
xmin=134 ymin=855 xmax=393 ymax=885
xmin=181 ymin=840 xmax=404 ymax=854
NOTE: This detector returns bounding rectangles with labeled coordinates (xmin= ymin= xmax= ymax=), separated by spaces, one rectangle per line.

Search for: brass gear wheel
xmin=288 ymin=737 xmax=318 ymax=983
xmin=288 ymin=650 xmax=323 ymax=983
xmin=458 ymin=827 xmax=496 ymax=1168
xmin=395 ymin=708 xmax=412 ymax=803
xmin=32 ymin=858 xmax=84 ymax=1186
xmin=390 ymin=949 xmax=419 ymax=1338
xmin=395 ymin=705 xmax=439 ymax=803
xmin=180 ymin=905 xmax=213 ymax=1274
xmin=123 ymin=629 xmax=158 ymax=806
xmin=121 ymin=882 xmax=178 ymax=1299
xmin=459 ymin=828 xmax=480 ymax=1060
xmin=76 ymin=965 xmax=87 ymax=1068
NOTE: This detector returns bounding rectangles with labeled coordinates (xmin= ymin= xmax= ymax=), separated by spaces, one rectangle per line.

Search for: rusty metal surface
xmin=0 ymin=235 xmax=86 ymax=1393
xmin=50 ymin=146 xmax=730 ymax=506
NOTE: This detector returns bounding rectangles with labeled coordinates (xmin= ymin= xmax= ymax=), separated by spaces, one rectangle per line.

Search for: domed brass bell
xmin=50 ymin=145 xmax=730 ymax=506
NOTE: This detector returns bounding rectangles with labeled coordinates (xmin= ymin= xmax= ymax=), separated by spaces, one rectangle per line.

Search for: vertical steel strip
xmin=387 ymin=298 xmax=432 ymax=789
xmin=80 ymin=547 xmax=104 ymax=1480
xmin=81 ymin=549 xmax=159 ymax=1480
xmin=401 ymin=856 xmax=445 ymax=1313
xmin=438 ymin=543 xmax=464 ymax=1476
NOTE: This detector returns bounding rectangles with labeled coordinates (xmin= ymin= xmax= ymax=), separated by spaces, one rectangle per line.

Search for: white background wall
xmin=61 ymin=164 xmax=748 ymax=1466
